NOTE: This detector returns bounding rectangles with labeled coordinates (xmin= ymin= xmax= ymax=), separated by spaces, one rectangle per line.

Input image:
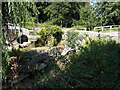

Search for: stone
xmin=37 ymin=50 xmax=41 ymax=53
xmin=19 ymin=41 xmax=31 ymax=47
xmin=8 ymin=46 xmax=12 ymax=50
xmin=38 ymin=63 xmax=47 ymax=70
xmin=61 ymin=48 xmax=75 ymax=56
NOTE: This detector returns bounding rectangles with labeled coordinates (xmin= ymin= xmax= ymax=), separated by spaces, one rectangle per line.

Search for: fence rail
xmin=94 ymin=25 xmax=120 ymax=31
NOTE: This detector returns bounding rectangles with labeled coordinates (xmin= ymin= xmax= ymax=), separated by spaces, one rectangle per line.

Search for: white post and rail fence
xmin=94 ymin=25 xmax=120 ymax=31
xmin=73 ymin=25 xmax=120 ymax=31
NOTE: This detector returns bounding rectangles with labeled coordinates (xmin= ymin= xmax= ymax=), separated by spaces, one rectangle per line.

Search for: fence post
xmin=94 ymin=27 xmax=96 ymax=31
xmin=110 ymin=26 xmax=112 ymax=30
xmin=102 ymin=27 xmax=103 ymax=31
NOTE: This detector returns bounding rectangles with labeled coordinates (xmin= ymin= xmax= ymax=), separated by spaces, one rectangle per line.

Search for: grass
xmin=72 ymin=25 xmax=86 ymax=30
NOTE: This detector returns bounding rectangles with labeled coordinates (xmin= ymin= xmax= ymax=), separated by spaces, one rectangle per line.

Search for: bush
xmin=50 ymin=25 xmax=63 ymax=46
xmin=1 ymin=31 xmax=10 ymax=82
xmin=32 ymin=36 xmax=120 ymax=88
xmin=36 ymin=25 xmax=63 ymax=47
xmin=67 ymin=38 xmax=120 ymax=88
xmin=66 ymin=30 xmax=84 ymax=49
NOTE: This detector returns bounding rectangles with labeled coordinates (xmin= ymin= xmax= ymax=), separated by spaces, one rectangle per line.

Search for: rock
xmin=44 ymin=60 xmax=49 ymax=64
xmin=82 ymin=39 xmax=86 ymax=43
xmin=38 ymin=63 xmax=47 ymax=70
xmin=37 ymin=50 xmax=41 ymax=53
xmin=8 ymin=46 xmax=12 ymax=50
xmin=61 ymin=49 xmax=67 ymax=56
xmin=5 ymin=40 xmax=10 ymax=45
xmin=61 ymin=48 xmax=75 ymax=56
xmin=19 ymin=41 xmax=31 ymax=47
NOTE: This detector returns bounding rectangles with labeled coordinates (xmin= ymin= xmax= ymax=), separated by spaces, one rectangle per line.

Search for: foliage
xmin=1 ymin=1 xmax=120 ymax=87
xmin=1 ymin=31 xmax=10 ymax=81
xmin=50 ymin=25 xmax=63 ymax=46
xmin=1 ymin=46 xmax=10 ymax=81
xmin=32 ymin=37 xmax=120 ymax=88
xmin=66 ymin=30 xmax=84 ymax=49
xmin=13 ymin=2 xmax=119 ymax=28
xmin=67 ymin=38 xmax=120 ymax=88
xmin=20 ymin=21 xmax=37 ymax=29
xmin=94 ymin=2 xmax=120 ymax=26
xmin=35 ymin=2 xmax=50 ymax=23
xmin=44 ymin=2 xmax=85 ymax=27
xmin=78 ymin=3 xmax=95 ymax=30
xmin=1 ymin=2 xmax=39 ymax=81
xmin=36 ymin=25 xmax=63 ymax=46
xmin=36 ymin=28 xmax=51 ymax=46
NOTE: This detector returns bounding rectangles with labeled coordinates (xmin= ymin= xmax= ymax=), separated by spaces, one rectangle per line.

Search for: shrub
xmin=36 ymin=25 xmax=63 ymax=47
xmin=32 ymin=36 xmax=120 ymax=88
xmin=1 ymin=31 xmax=10 ymax=82
xmin=50 ymin=25 xmax=63 ymax=46
xmin=66 ymin=30 xmax=84 ymax=49
xmin=67 ymin=38 xmax=120 ymax=88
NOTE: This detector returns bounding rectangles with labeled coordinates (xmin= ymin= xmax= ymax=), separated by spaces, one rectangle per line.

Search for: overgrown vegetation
xmin=32 ymin=36 xmax=120 ymax=88
xmin=2 ymin=2 xmax=38 ymax=81
xmin=1 ymin=1 xmax=120 ymax=89
xmin=1 ymin=31 xmax=10 ymax=81
xmin=35 ymin=25 xmax=63 ymax=47
xmin=66 ymin=30 xmax=84 ymax=49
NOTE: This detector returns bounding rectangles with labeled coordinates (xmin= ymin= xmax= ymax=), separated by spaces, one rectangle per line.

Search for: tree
xmin=44 ymin=2 xmax=85 ymax=27
xmin=36 ymin=2 xmax=50 ymax=23
xmin=79 ymin=2 xmax=95 ymax=30
xmin=94 ymin=2 xmax=120 ymax=26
